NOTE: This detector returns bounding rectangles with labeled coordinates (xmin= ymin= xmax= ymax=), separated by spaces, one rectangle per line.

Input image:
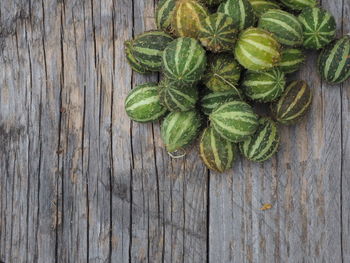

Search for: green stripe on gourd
xmin=318 ymin=36 xmax=350 ymax=84
xmin=242 ymin=69 xmax=286 ymax=102
xmin=158 ymin=80 xmax=198 ymax=112
xmin=203 ymin=54 xmax=242 ymax=92
xmin=125 ymin=41 xmax=149 ymax=74
xmin=280 ymin=0 xmax=317 ymax=10
xmin=209 ymin=101 xmax=259 ymax=142
xmin=278 ymin=48 xmax=305 ymax=74
xmin=218 ymin=0 xmax=256 ymax=31
xmin=171 ymin=0 xmax=209 ymax=38
xmin=126 ymin=31 xmax=174 ymax=72
xmin=156 ymin=0 xmax=176 ymax=34
xmin=248 ymin=0 xmax=280 ymax=17
xmin=271 ymin=80 xmax=312 ymax=125
xmin=198 ymin=13 xmax=238 ymax=53
xmin=258 ymin=9 xmax=303 ymax=47
xmin=234 ymin=27 xmax=281 ymax=72
xmin=199 ymin=126 xmax=236 ymax=173
xmin=162 ymin=37 xmax=207 ymax=86
xmin=125 ymin=83 xmax=168 ymax=123
xmin=298 ymin=7 xmax=336 ymax=50
xmin=239 ymin=118 xmax=279 ymax=162
xmin=201 ymin=90 xmax=243 ymax=115
xmin=161 ymin=110 xmax=202 ymax=153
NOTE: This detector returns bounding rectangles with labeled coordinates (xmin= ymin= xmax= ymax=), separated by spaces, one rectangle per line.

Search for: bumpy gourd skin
xmin=280 ymin=0 xmax=317 ymax=11
xmin=277 ymin=48 xmax=305 ymax=74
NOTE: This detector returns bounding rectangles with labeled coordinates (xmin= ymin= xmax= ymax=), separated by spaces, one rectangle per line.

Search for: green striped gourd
xmin=298 ymin=7 xmax=336 ymax=50
xmin=203 ymin=54 xmax=242 ymax=92
xmin=199 ymin=127 xmax=236 ymax=173
xmin=162 ymin=37 xmax=207 ymax=86
xmin=280 ymin=0 xmax=317 ymax=10
xmin=124 ymin=41 xmax=149 ymax=74
xmin=201 ymin=90 xmax=243 ymax=115
xmin=218 ymin=0 xmax=256 ymax=31
xmin=125 ymin=83 xmax=167 ymax=123
xmin=248 ymin=0 xmax=280 ymax=17
xmin=161 ymin=110 xmax=202 ymax=152
xmin=318 ymin=36 xmax=350 ymax=84
xmin=234 ymin=27 xmax=281 ymax=72
xmin=198 ymin=13 xmax=238 ymax=53
xmin=156 ymin=0 xmax=176 ymax=34
xmin=278 ymin=48 xmax=305 ymax=74
xmin=209 ymin=101 xmax=259 ymax=142
xmin=125 ymin=31 xmax=173 ymax=72
xmin=258 ymin=9 xmax=303 ymax=47
xmin=239 ymin=118 xmax=279 ymax=162
xmin=171 ymin=0 xmax=209 ymax=38
xmin=271 ymin=80 xmax=312 ymax=125
xmin=242 ymin=69 xmax=286 ymax=102
xmin=158 ymin=80 xmax=198 ymax=112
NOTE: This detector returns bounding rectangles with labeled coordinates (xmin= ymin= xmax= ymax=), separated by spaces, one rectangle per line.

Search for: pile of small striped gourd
xmin=124 ymin=0 xmax=350 ymax=173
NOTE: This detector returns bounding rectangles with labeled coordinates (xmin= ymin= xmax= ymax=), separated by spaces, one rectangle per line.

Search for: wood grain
xmin=0 ymin=0 xmax=349 ymax=262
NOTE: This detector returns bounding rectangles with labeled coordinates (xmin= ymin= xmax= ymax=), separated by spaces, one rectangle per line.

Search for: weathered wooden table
xmin=0 ymin=0 xmax=349 ymax=262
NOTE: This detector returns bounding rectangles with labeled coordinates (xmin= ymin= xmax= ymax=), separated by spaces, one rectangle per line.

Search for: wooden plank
xmin=342 ymin=0 xmax=350 ymax=261
xmin=110 ymin=0 xmax=133 ymax=261
xmin=209 ymin=2 xmax=344 ymax=262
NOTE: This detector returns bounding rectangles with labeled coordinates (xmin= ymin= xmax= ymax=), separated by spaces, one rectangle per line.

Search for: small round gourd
xmin=271 ymin=80 xmax=312 ymax=125
xmin=161 ymin=110 xmax=202 ymax=153
xmin=218 ymin=0 xmax=256 ymax=30
xmin=124 ymin=41 xmax=149 ymax=74
xmin=248 ymin=0 xmax=280 ymax=17
xmin=298 ymin=7 xmax=337 ymax=50
xmin=125 ymin=83 xmax=168 ymax=123
xmin=158 ymin=80 xmax=198 ymax=112
xmin=234 ymin=27 xmax=281 ymax=72
xmin=242 ymin=69 xmax=286 ymax=102
xmin=156 ymin=0 xmax=176 ymax=34
xmin=280 ymin=0 xmax=317 ymax=10
xmin=239 ymin=118 xmax=279 ymax=162
xmin=198 ymin=13 xmax=238 ymax=53
xmin=171 ymin=0 xmax=209 ymax=38
xmin=258 ymin=9 xmax=303 ymax=47
xmin=318 ymin=36 xmax=350 ymax=84
xmin=201 ymin=90 xmax=243 ymax=115
xmin=203 ymin=54 xmax=242 ymax=92
xmin=162 ymin=37 xmax=207 ymax=86
xmin=278 ymin=48 xmax=305 ymax=74
xmin=209 ymin=100 xmax=259 ymax=142
xmin=125 ymin=31 xmax=174 ymax=72
xmin=199 ymin=126 xmax=237 ymax=173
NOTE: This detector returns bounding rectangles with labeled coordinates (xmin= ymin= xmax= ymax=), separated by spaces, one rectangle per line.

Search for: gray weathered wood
xmin=0 ymin=0 xmax=349 ymax=262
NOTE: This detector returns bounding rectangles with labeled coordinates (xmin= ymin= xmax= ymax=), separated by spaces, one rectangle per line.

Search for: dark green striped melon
xmin=125 ymin=83 xmax=168 ymax=123
xmin=242 ymin=69 xmax=286 ymax=102
xmin=218 ymin=0 xmax=257 ymax=30
xmin=318 ymin=36 xmax=350 ymax=84
xmin=278 ymin=48 xmax=305 ymax=74
xmin=248 ymin=0 xmax=280 ymax=17
xmin=158 ymin=80 xmax=198 ymax=111
xmin=280 ymin=0 xmax=317 ymax=10
xmin=199 ymin=126 xmax=236 ymax=173
xmin=162 ymin=37 xmax=207 ymax=86
xmin=258 ymin=9 xmax=303 ymax=47
xmin=202 ymin=54 xmax=242 ymax=92
xmin=198 ymin=13 xmax=238 ymax=53
xmin=234 ymin=27 xmax=281 ymax=72
xmin=239 ymin=118 xmax=279 ymax=162
xmin=124 ymin=41 xmax=149 ymax=74
xmin=156 ymin=0 xmax=176 ymax=34
xmin=125 ymin=31 xmax=173 ymax=72
xmin=271 ymin=80 xmax=312 ymax=125
xmin=209 ymin=101 xmax=259 ymax=142
xmin=298 ymin=7 xmax=336 ymax=50
xmin=161 ymin=110 xmax=202 ymax=152
xmin=171 ymin=0 xmax=209 ymax=38
xmin=201 ymin=90 xmax=243 ymax=115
